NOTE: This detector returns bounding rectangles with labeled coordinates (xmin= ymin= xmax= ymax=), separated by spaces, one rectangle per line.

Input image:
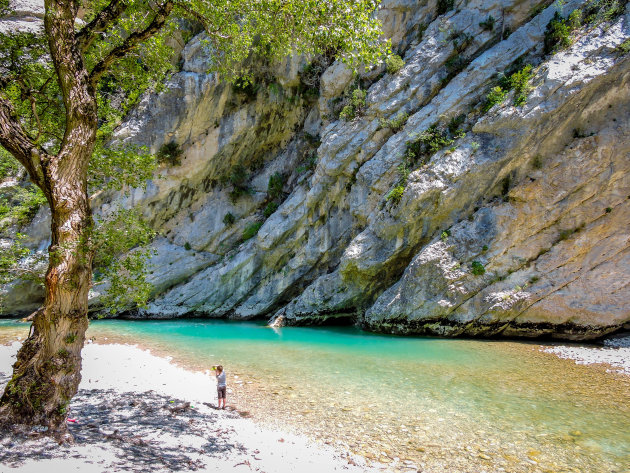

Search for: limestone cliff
xmin=2 ymin=0 xmax=630 ymax=340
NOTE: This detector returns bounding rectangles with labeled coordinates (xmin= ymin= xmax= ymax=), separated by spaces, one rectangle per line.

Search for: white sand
xmin=542 ymin=335 xmax=630 ymax=376
xmin=0 ymin=341 xmax=386 ymax=473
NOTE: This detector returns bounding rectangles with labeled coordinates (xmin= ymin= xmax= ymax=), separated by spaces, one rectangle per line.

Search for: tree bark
xmin=0 ymin=0 xmax=169 ymax=435
xmin=0 ymin=0 xmax=97 ymax=435
xmin=0 ymin=171 xmax=93 ymax=433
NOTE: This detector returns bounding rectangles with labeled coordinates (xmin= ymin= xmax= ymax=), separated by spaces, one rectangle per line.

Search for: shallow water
xmin=1 ymin=319 xmax=628 ymax=473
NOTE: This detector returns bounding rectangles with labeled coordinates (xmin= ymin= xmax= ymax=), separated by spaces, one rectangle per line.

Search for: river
xmin=1 ymin=319 xmax=628 ymax=473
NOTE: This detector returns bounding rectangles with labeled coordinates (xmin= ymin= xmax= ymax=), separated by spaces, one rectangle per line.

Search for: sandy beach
xmin=0 ymin=341 xmax=384 ymax=473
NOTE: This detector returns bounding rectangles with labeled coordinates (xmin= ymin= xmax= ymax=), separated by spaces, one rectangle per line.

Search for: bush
xmin=386 ymin=54 xmax=404 ymax=74
xmin=483 ymin=86 xmax=507 ymax=111
xmin=338 ymin=87 xmax=367 ymax=121
xmin=531 ymin=154 xmax=543 ymax=169
xmin=267 ymin=173 xmax=284 ymax=199
xmin=479 ymin=16 xmax=496 ymax=31
xmin=229 ymin=164 xmax=247 ymax=187
xmin=510 ymin=65 xmax=533 ymax=106
xmin=379 ymin=111 xmax=409 ymax=132
xmin=232 ymin=77 xmax=259 ymax=100
xmin=223 ymin=212 xmax=236 ymax=226
xmin=447 ymin=114 xmax=466 ymax=135
xmin=0 ymin=150 xmax=20 ymax=180
xmin=450 ymin=31 xmax=473 ymax=53
xmin=471 ymin=261 xmax=485 ymax=275
xmin=582 ymin=0 xmax=625 ymax=25
xmin=157 ymin=141 xmax=182 ymax=166
xmin=339 ymin=105 xmax=355 ymax=121
xmin=544 ymin=11 xmax=573 ymax=55
xmin=5 ymin=186 xmax=48 ymax=227
xmin=184 ymin=242 xmax=192 ymax=251
xmin=567 ymin=9 xmax=582 ymax=29
xmin=617 ymin=39 xmax=630 ymax=55
xmin=351 ymin=88 xmax=367 ymax=109
xmin=263 ymin=201 xmax=279 ymax=218
xmin=242 ymin=221 xmax=262 ymax=241
xmin=297 ymin=153 xmax=317 ymax=174
xmin=445 ymin=53 xmax=468 ymax=75
xmin=405 ymin=125 xmax=454 ymax=164
xmin=226 ymin=164 xmax=250 ymax=202
xmin=385 ymin=184 xmax=405 ymax=204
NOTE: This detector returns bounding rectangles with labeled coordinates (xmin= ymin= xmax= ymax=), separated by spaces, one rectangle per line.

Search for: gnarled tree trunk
xmin=0 ymin=169 xmax=93 ymax=432
xmin=0 ymin=0 xmax=97 ymax=434
xmin=0 ymin=0 xmax=172 ymax=435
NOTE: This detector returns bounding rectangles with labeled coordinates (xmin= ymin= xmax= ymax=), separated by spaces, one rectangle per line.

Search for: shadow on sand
xmin=0 ymin=380 xmax=247 ymax=472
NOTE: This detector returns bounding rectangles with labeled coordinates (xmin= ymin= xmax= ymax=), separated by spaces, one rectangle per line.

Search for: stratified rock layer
xmin=3 ymin=0 xmax=630 ymax=340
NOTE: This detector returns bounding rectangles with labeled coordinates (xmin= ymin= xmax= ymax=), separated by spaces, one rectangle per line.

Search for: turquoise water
xmin=1 ymin=318 xmax=629 ymax=473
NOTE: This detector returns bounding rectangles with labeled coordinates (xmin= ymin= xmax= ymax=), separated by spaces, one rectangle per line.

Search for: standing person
xmin=214 ymin=365 xmax=227 ymax=409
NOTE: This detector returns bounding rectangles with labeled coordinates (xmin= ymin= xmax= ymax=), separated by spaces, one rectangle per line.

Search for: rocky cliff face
xmin=3 ymin=0 xmax=630 ymax=340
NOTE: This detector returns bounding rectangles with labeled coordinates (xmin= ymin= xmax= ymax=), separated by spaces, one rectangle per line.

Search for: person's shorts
xmin=217 ymin=386 xmax=226 ymax=399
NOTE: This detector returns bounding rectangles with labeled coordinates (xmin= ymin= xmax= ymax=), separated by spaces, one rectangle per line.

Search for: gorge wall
xmin=2 ymin=0 xmax=630 ymax=340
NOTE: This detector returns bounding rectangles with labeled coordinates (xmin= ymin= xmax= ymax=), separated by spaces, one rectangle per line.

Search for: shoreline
xmin=0 ymin=325 xmax=628 ymax=473
xmin=0 ymin=341 xmax=385 ymax=473
xmin=538 ymin=333 xmax=630 ymax=376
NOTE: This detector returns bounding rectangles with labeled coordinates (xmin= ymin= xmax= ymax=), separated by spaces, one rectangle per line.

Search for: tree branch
xmin=174 ymin=2 xmax=231 ymax=40
xmin=89 ymin=1 xmax=173 ymax=87
xmin=0 ymin=96 xmax=47 ymax=189
xmin=76 ymin=0 xmax=129 ymax=52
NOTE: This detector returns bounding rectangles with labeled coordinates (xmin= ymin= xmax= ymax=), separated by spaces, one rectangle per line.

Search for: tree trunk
xmin=0 ymin=0 xmax=98 ymax=435
xmin=0 ymin=158 xmax=93 ymax=434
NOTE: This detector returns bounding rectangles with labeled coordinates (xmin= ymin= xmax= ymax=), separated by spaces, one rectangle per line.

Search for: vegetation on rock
xmin=471 ymin=261 xmax=486 ymax=275
xmin=157 ymin=141 xmax=182 ymax=166
xmin=242 ymin=221 xmax=263 ymax=241
xmin=479 ymin=16 xmax=496 ymax=31
xmin=385 ymin=54 xmax=404 ymax=74
xmin=339 ymin=88 xmax=367 ymax=121
xmin=379 ymin=111 xmax=409 ymax=132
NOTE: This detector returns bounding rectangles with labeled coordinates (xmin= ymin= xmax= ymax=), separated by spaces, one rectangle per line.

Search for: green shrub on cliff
xmin=510 ymin=65 xmax=533 ymax=106
xmin=617 ymin=39 xmax=630 ymax=55
xmin=386 ymin=54 xmax=404 ymax=74
xmin=437 ymin=0 xmax=455 ymax=15
xmin=483 ymin=86 xmax=507 ymax=111
xmin=386 ymin=184 xmax=405 ymax=204
xmin=263 ymin=201 xmax=279 ymax=218
xmin=267 ymin=173 xmax=284 ymax=199
xmin=242 ymin=221 xmax=263 ymax=241
xmin=339 ymin=88 xmax=367 ymax=121
xmin=223 ymin=212 xmax=236 ymax=226
xmin=544 ymin=11 xmax=573 ymax=54
xmin=157 ymin=141 xmax=182 ymax=166
xmin=479 ymin=16 xmax=496 ymax=31
xmin=0 ymin=150 xmax=20 ymax=180
xmin=471 ymin=261 xmax=486 ymax=275
xmin=405 ymin=125 xmax=454 ymax=164
xmin=379 ymin=111 xmax=409 ymax=132
xmin=0 ymin=186 xmax=47 ymax=230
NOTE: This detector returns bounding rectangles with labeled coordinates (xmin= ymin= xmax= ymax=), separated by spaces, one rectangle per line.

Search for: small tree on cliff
xmin=0 ymin=0 xmax=387 ymax=435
